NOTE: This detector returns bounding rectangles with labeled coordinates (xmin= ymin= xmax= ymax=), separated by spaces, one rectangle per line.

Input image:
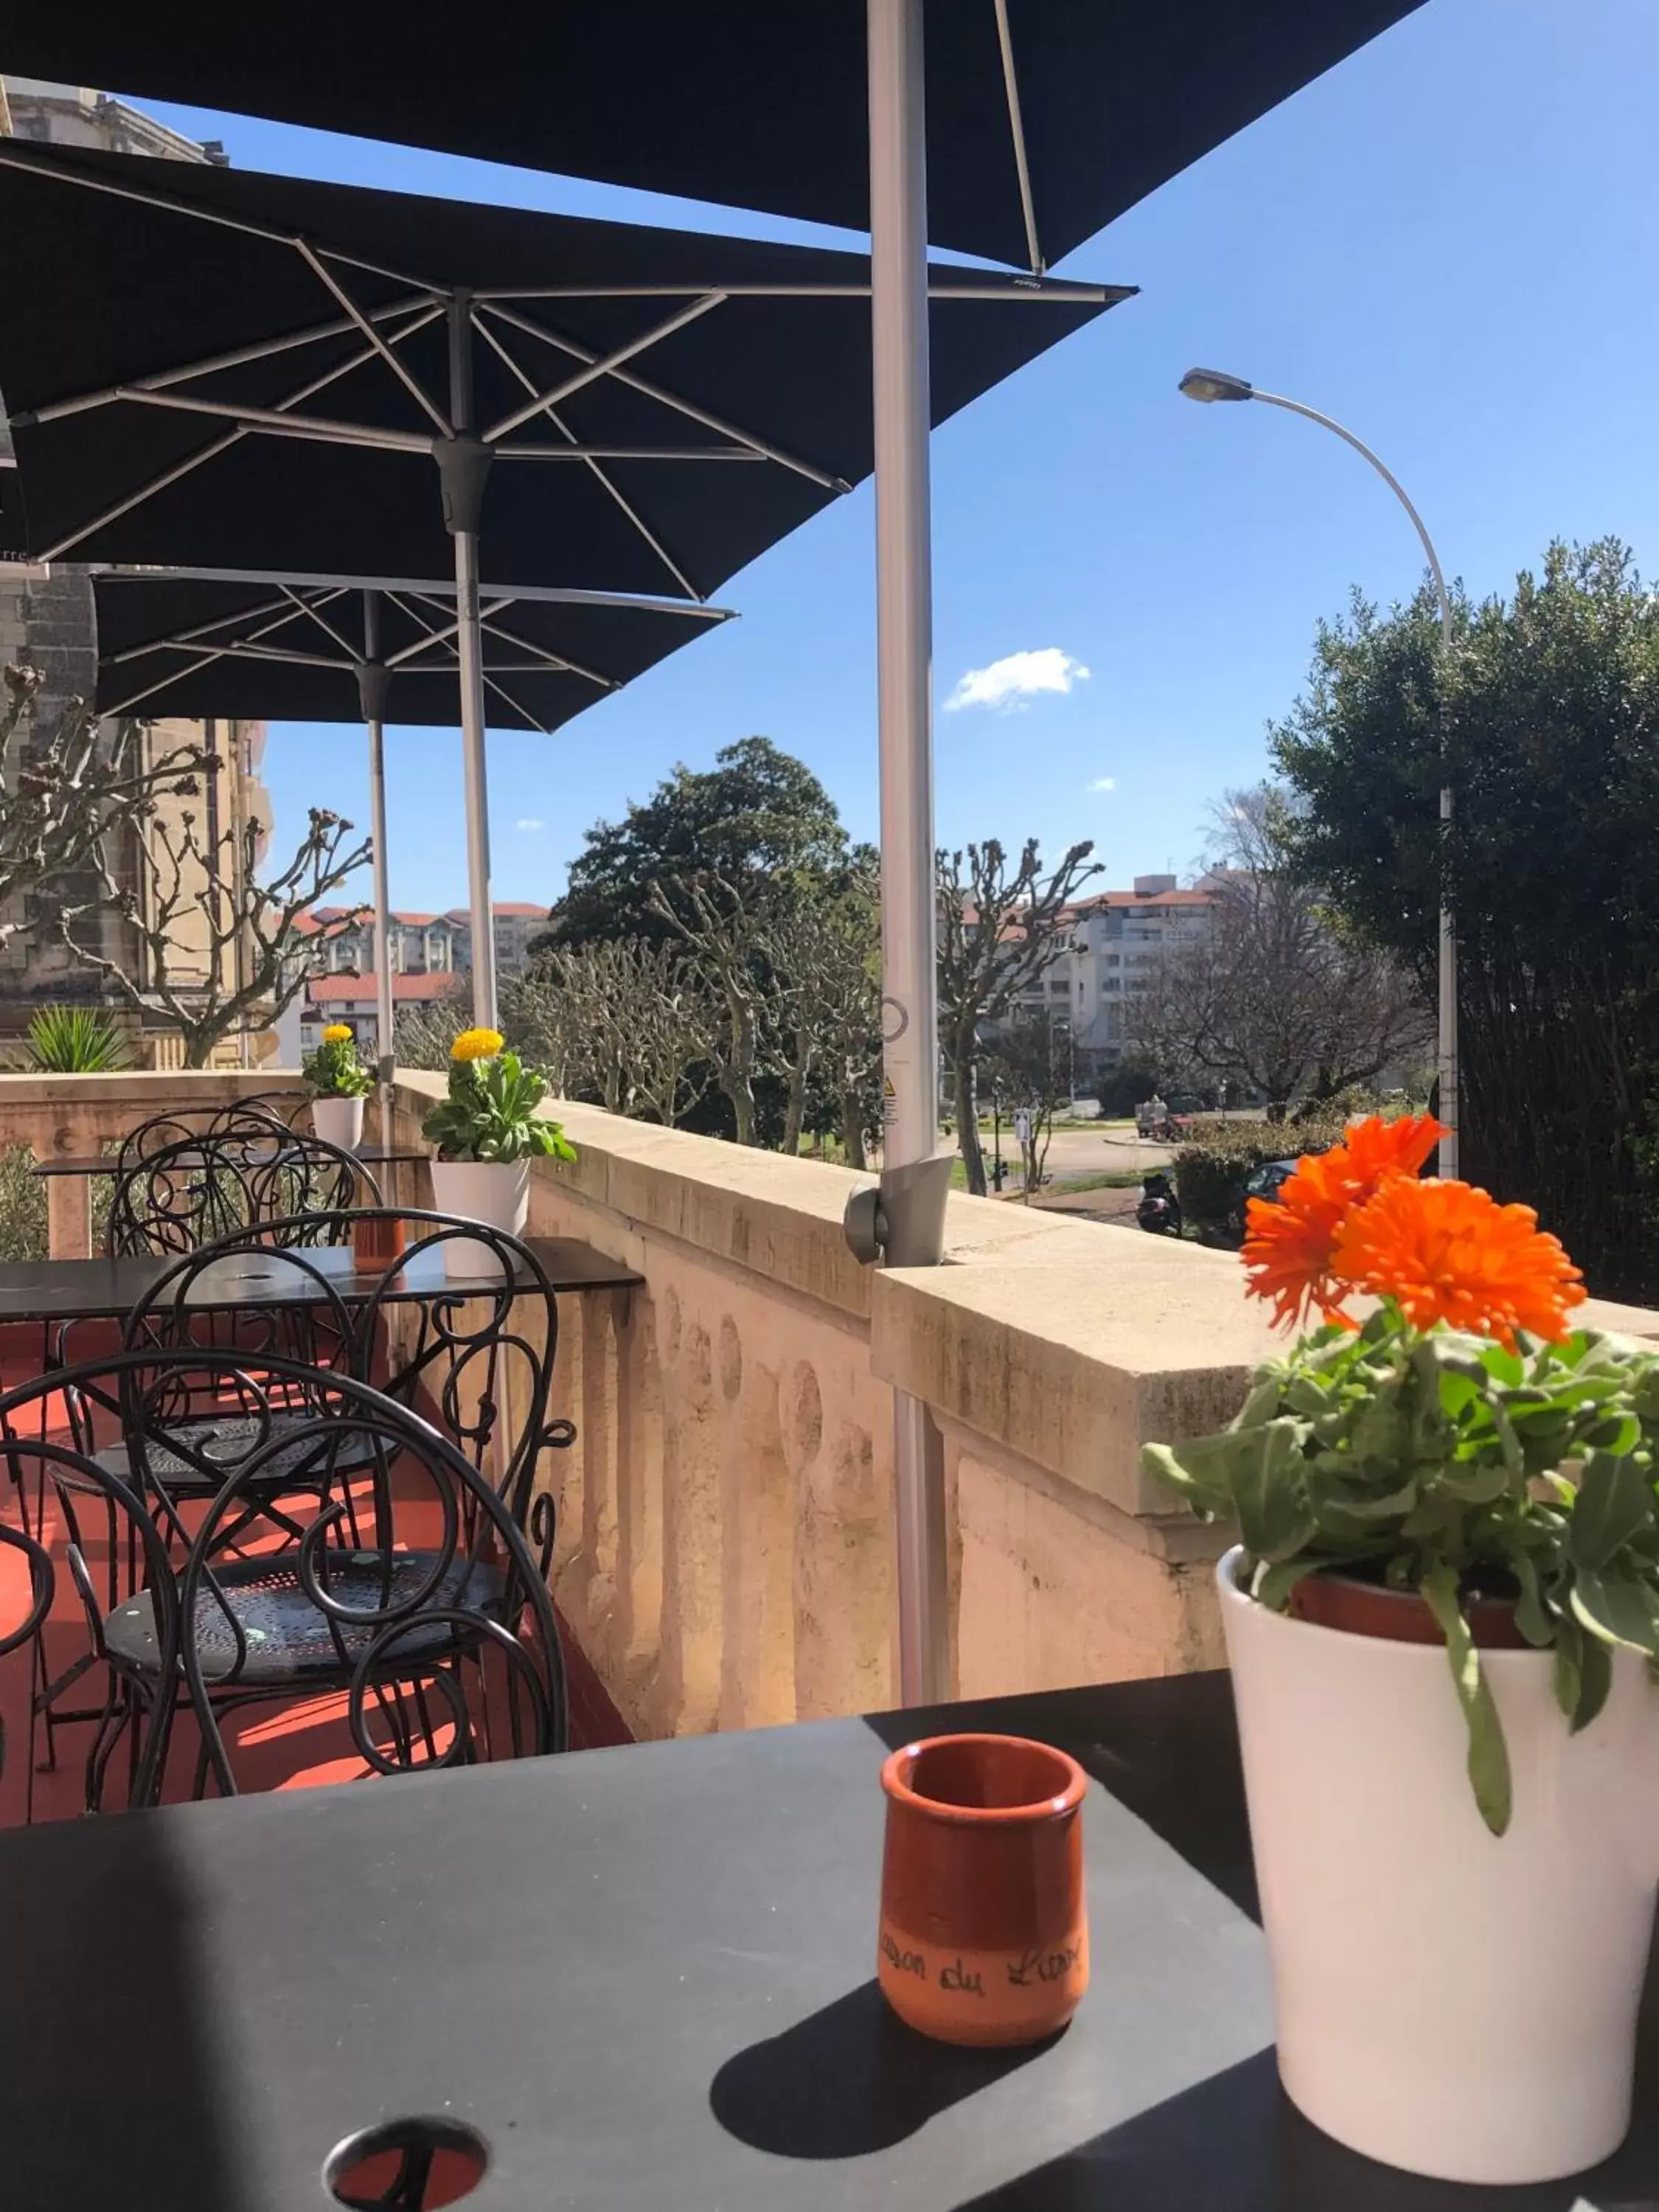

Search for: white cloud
xmin=944 ymin=647 xmax=1091 ymax=714
xmin=1087 ymin=776 xmax=1116 ymax=794
xmin=515 ymin=817 xmax=545 ymax=832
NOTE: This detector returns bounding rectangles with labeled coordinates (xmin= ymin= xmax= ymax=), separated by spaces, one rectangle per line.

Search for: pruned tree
xmin=64 ymin=802 xmax=370 ymax=1067
xmin=392 ymin=990 xmax=470 ymax=1071
xmin=756 ymin=852 xmax=882 ymax=1161
xmin=510 ymin=939 xmax=714 ymax=1125
xmin=648 ymin=869 xmax=771 ymax=1145
xmin=983 ymin=1008 xmax=1072 ymax=1203
xmin=0 ymin=664 xmax=209 ymax=942
xmin=936 ymin=838 xmax=1100 ymax=1195
xmin=1124 ymin=785 xmax=1430 ymax=1118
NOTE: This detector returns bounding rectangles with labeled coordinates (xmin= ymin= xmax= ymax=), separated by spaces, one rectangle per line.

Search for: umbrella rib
xmin=102 ymin=646 xmax=229 ymax=719
xmin=468 ymin=309 xmax=703 ymax=602
xmin=35 ymin=304 xmax=447 ymax=562
xmin=279 ymin=585 xmax=365 ymax=661
xmin=100 ymin=592 xmax=308 ymax=665
xmin=481 ymin=669 xmax=552 ymax=736
xmin=108 ymin=386 xmax=432 ymax=452
xmin=483 ymin=292 xmax=727 ymax=445
xmin=476 ymin=613 xmax=613 ymax=690
xmin=0 ymin=141 xmax=452 ymax=296
xmin=18 ymin=296 xmax=439 ymax=427
xmin=380 ymin=588 xmax=507 ymax=667
xmin=293 ymin=240 xmax=453 ymax=437
xmin=476 ymin=298 xmax=849 ymax=493
xmin=992 ymin=0 xmax=1045 ymax=277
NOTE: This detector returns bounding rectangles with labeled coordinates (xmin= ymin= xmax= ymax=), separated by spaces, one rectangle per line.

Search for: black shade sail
xmin=91 ymin=573 xmax=734 ymax=734
xmin=1 ymin=1 xmax=1425 ymax=270
xmin=0 ymin=142 xmax=1126 ymax=592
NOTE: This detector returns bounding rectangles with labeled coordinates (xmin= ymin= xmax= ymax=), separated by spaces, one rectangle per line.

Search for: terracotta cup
xmin=877 ymin=1732 xmax=1088 ymax=2047
xmin=350 ymin=1212 xmax=407 ymax=1270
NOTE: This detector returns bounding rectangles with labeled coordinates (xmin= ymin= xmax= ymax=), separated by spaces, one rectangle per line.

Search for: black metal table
xmin=0 ymin=1237 xmax=642 ymax=1326
xmin=0 ymin=1672 xmax=1650 ymax=2210
xmin=28 ymin=1146 xmax=425 ymax=1179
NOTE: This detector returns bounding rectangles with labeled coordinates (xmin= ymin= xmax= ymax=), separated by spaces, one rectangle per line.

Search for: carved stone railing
xmin=7 ymin=1069 xmax=1656 ymax=1743
xmin=384 ymin=1078 xmax=1659 ymax=1738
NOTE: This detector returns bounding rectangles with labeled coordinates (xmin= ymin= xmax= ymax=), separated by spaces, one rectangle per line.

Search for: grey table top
xmin=0 ymin=1236 xmax=641 ymax=1324
xmin=0 ymin=1672 xmax=1650 ymax=2210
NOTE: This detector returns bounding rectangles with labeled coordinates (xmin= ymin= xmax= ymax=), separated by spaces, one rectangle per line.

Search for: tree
xmin=0 ymin=664 xmax=209 ymax=942
xmin=1124 ymin=787 xmax=1430 ymax=1119
xmin=984 ymin=1009 xmax=1072 ymax=1202
xmin=754 ymin=850 xmax=882 ymax=1161
xmin=549 ymin=737 xmax=847 ymax=947
xmin=64 ymin=803 xmax=370 ymax=1066
xmin=510 ymin=939 xmax=714 ymax=1125
xmin=1269 ymin=538 xmax=1659 ymax=1295
xmin=647 ymin=870 xmax=773 ymax=1145
xmin=936 ymin=838 xmax=1099 ymax=1195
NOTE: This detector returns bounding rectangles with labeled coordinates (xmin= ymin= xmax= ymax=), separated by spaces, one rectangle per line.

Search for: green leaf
xmin=1509 ymin=1549 xmax=1553 ymax=1647
xmin=1572 ymin=1634 xmax=1614 ymax=1734
xmin=1234 ymin=1422 xmax=1318 ymax=1563
xmin=1571 ymin=1453 xmax=1655 ymax=1571
xmin=1419 ymin=1562 xmax=1512 ymax=1837
xmin=1571 ymin=1568 xmax=1659 ymax=1656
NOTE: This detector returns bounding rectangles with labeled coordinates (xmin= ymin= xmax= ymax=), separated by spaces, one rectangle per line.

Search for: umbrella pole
xmin=442 ymin=291 xmax=499 ymax=1032
xmin=867 ymin=0 xmax=948 ymax=1706
xmin=359 ymin=593 xmax=397 ymax=1150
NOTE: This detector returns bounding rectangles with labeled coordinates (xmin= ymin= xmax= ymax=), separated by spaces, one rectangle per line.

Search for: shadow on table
xmin=950 ymin=2039 xmax=1659 ymax=2212
xmin=0 ymin=1810 xmax=246 ymax=2210
xmin=710 ymin=1978 xmax=1050 ymax=2160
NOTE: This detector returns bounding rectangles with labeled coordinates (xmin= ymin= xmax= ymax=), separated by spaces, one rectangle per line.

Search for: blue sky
xmin=123 ymin=0 xmax=1659 ymax=909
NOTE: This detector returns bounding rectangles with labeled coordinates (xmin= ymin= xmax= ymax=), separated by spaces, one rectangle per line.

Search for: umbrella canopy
xmin=91 ymin=571 xmax=734 ymax=732
xmin=1 ymin=1 xmax=1425 ymax=270
xmin=0 ymin=141 xmax=1125 ymax=584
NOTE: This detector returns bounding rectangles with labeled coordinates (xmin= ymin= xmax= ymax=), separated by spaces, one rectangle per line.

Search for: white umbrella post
xmin=442 ymin=289 xmax=499 ymax=1032
xmin=357 ymin=589 xmax=397 ymax=1145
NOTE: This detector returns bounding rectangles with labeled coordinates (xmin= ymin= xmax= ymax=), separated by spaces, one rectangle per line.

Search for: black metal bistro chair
xmin=0 ymin=1347 xmax=567 ymax=1809
xmin=105 ymin=1125 xmax=382 ymax=1259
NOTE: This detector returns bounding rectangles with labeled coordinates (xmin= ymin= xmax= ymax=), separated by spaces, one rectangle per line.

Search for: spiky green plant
xmin=23 ymin=1004 xmax=130 ymax=1074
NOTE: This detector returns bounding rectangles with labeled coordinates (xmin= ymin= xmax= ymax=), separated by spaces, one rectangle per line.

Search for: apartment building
xmin=1009 ymin=875 xmax=1220 ymax=1079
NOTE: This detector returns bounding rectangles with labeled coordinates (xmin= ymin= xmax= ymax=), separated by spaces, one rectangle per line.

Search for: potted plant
xmin=421 ymin=1026 xmax=574 ymax=1276
xmin=303 ymin=1022 xmax=374 ymax=1149
xmin=1144 ymin=1115 xmax=1659 ymax=2186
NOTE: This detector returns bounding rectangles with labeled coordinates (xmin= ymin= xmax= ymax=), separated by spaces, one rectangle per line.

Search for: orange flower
xmin=1242 ymin=1113 xmax=1447 ymax=1328
xmin=1332 ymin=1176 xmax=1586 ymax=1349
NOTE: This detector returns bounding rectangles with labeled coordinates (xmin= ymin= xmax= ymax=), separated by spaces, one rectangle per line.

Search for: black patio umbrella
xmin=0 ymin=137 xmax=1124 ymax=1023
xmin=90 ymin=566 xmax=734 ymax=1080
xmin=4 ymin=0 xmax=1424 ymax=271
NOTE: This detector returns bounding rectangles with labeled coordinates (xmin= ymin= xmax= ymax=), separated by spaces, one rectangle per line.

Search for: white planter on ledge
xmin=1219 ymin=1547 xmax=1659 ymax=2185
xmin=310 ymin=1094 xmax=364 ymax=1151
xmin=428 ymin=1157 xmax=529 ymax=1278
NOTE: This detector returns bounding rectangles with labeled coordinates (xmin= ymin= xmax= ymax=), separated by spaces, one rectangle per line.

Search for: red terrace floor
xmin=0 ymin=1321 xmax=630 ymax=1831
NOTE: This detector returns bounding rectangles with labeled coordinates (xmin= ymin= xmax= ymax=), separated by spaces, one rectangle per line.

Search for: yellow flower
xmin=321 ymin=1023 xmax=355 ymax=1043
xmin=451 ymin=1026 xmax=505 ymax=1062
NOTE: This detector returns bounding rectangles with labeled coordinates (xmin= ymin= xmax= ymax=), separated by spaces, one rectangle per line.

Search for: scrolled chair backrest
xmin=105 ymin=1128 xmax=383 ymax=1258
xmin=137 ymin=1208 xmax=573 ymax=1562
xmin=0 ymin=1346 xmax=567 ymax=1804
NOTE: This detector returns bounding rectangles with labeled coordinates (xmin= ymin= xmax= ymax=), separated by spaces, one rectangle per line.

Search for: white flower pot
xmin=1220 ymin=1548 xmax=1659 ymax=2183
xmin=310 ymin=1095 xmax=364 ymax=1151
xmin=428 ymin=1158 xmax=529 ymax=1277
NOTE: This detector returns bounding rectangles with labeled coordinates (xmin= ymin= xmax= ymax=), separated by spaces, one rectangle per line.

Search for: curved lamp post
xmin=1178 ymin=367 xmax=1458 ymax=1178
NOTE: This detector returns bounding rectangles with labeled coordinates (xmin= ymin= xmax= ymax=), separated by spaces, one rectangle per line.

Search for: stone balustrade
xmin=7 ymin=1068 xmax=1658 ymax=1742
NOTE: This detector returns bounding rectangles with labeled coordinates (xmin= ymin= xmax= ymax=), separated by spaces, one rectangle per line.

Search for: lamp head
xmin=1179 ymin=367 xmax=1254 ymax=404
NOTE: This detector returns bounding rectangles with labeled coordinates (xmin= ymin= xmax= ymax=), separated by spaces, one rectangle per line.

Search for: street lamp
xmin=1179 ymin=368 xmax=1458 ymax=1178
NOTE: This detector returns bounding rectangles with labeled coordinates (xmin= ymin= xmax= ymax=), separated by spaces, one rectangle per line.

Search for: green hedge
xmin=1173 ymin=1118 xmax=1344 ymax=1238
xmin=0 ymin=1144 xmax=47 ymax=1264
